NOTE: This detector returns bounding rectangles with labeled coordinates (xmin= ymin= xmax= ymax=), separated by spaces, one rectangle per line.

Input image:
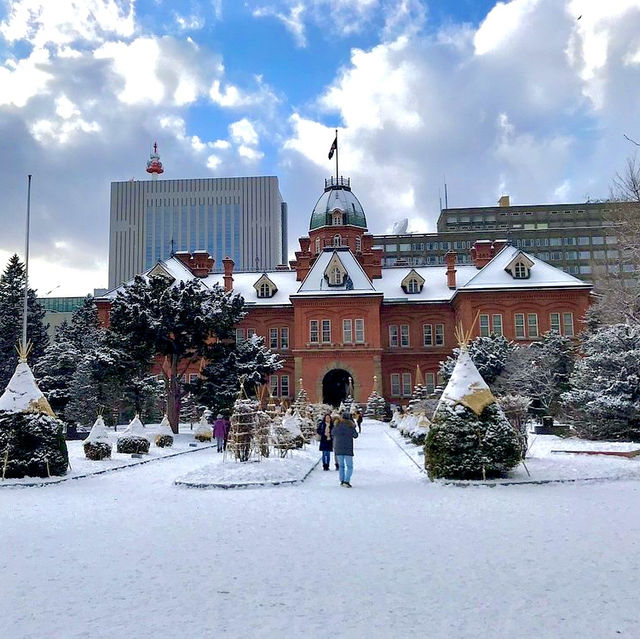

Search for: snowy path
xmin=1 ymin=420 xmax=640 ymax=638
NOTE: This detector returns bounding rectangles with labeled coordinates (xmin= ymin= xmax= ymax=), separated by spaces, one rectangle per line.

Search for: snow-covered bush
xmin=410 ymin=414 xmax=430 ymax=446
xmin=439 ymin=335 xmax=512 ymax=386
xmin=83 ymin=416 xmax=112 ymax=460
xmin=0 ymin=357 xmax=68 ymax=478
xmin=154 ymin=415 xmax=174 ymax=448
xmin=194 ymin=414 xmax=213 ymax=442
xmin=365 ymin=389 xmax=386 ymax=420
xmin=496 ymin=394 xmax=530 ymax=459
xmin=425 ymin=350 xmax=521 ymax=480
xmin=117 ymin=415 xmax=150 ymax=454
xmin=389 ymin=409 xmax=401 ymax=428
xmin=562 ymin=324 xmax=640 ymax=441
xmin=297 ymin=409 xmax=317 ymax=443
xmin=229 ymin=398 xmax=259 ymax=461
xmin=273 ymin=410 xmax=304 ymax=456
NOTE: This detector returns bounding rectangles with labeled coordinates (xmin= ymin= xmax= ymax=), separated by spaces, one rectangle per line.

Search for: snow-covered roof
xmin=460 ymin=245 xmax=589 ymax=291
xmin=0 ymin=361 xmax=56 ymax=416
xmin=206 ymin=270 xmax=299 ymax=306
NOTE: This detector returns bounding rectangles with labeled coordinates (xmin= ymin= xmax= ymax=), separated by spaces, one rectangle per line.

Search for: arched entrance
xmin=322 ymin=369 xmax=351 ymax=407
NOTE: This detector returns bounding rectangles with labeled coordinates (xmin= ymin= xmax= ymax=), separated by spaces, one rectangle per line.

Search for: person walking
xmin=317 ymin=412 xmax=334 ymax=471
xmin=355 ymin=410 xmax=363 ymax=434
xmin=332 ymin=411 xmax=359 ymax=487
xmin=213 ymin=414 xmax=227 ymax=452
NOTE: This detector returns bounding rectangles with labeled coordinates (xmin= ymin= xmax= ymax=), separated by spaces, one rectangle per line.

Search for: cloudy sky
xmin=1 ymin=0 xmax=639 ymax=295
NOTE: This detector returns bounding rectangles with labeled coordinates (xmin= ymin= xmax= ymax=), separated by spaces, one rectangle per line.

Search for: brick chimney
xmin=222 ymin=257 xmax=234 ymax=292
xmin=470 ymin=240 xmax=493 ymax=269
xmin=174 ymin=250 xmax=215 ymax=277
xmin=444 ymin=251 xmax=457 ymax=289
xmin=498 ymin=195 xmax=510 ymax=207
xmin=492 ymin=239 xmax=509 ymax=255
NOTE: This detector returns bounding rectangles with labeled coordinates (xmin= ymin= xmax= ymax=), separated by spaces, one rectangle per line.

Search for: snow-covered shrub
xmin=365 ymin=389 xmax=386 ymax=420
xmin=425 ymin=350 xmax=520 ymax=480
xmin=154 ymin=415 xmax=174 ymax=448
xmin=389 ymin=410 xmax=401 ymax=428
xmin=83 ymin=416 xmax=112 ymax=460
xmin=297 ymin=410 xmax=317 ymax=443
xmin=194 ymin=414 xmax=213 ymax=442
xmin=562 ymin=324 xmax=640 ymax=441
xmin=497 ymin=394 xmax=530 ymax=459
xmin=400 ymin=413 xmax=418 ymax=437
xmin=273 ymin=410 xmax=304 ymax=456
xmin=229 ymin=398 xmax=259 ymax=461
xmin=117 ymin=415 xmax=150 ymax=454
xmin=410 ymin=414 xmax=431 ymax=446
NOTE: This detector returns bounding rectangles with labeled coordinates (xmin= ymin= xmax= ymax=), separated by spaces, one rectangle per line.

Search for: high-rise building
xmin=373 ymin=196 xmax=635 ymax=285
xmin=108 ymin=146 xmax=288 ymax=288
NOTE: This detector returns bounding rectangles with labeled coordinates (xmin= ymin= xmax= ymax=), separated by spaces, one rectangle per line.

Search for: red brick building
xmin=99 ymin=177 xmax=592 ymax=407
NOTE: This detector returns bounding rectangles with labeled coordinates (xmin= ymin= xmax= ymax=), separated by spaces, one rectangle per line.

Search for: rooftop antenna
xmin=22 ymin=174 xmax=32 ymax=349
xmin=439 ymin=186 xmax=443 ymax=212
xmin=170 ymin=237 xmax=175 ymax=256
xmin=444 ymin=178 xmax=449 ymax=209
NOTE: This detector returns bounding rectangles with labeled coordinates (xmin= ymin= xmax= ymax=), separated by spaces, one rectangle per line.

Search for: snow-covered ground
xmin=388 ymin=425 xmax=640 ymax=483
xmin=2 ymin=419 xmax=640 ymax=638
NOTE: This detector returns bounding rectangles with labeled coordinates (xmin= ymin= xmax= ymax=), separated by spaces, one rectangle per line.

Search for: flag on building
xmin=328 ymin=135 xmax=337 ymax=159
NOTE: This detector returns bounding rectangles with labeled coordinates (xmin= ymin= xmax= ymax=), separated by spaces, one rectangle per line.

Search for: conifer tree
xmin=0 ymin=255 xmax=49 ymax=388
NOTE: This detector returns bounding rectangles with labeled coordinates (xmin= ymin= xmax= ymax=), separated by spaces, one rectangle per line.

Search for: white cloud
xmin=174 ymin=12 xmax=204 ymax=31
xmin=252 ymin=3 xmax=307 ymax=47
xmin=0 ymin=48 xmax=52 ymax=107
xmin=230 ymin=118 xmax=259 ymax=146
xmin=474 ymin=0 xmax=540 ymax=56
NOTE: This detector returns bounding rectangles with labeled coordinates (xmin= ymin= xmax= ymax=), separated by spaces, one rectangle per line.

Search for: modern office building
xmin=108 ymin=148 xmax=288 ymax=288
xmin=373 ymin=197 xmax=634 ymax=285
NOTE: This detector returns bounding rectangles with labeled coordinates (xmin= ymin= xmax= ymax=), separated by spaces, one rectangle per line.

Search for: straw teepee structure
xmin=424 ymin=322 xmax=520 ymax=480
xmin=0 ymin=342 xmax=69 ymax=478
xmin=83 ymin=415 xmax=112 ymax=460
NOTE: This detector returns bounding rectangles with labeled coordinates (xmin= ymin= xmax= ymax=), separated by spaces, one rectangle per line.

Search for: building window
xmin=333 ymin=212 xmax=342 ymax=225
xmin=329 ymin=266 xmax=343 ymax=285
xmin=402 ymin=373 xmax=412 ymax=396
xmin=515 ymin=313 xmax=525 ymax=339
xmin=188 ymin=373 xmax=199 ymax=383
xmin=315 ymin=237 xmax=320 ymax=254
xmin=492 ymin=314 xmax=503 ymax=337
xmin=389 ymin=325 xmax=399 ymax=347
xmin=235 ymin=328 xmax=245 ymax=344
xmin=355 ymin=236 xmax=362 ymax=253
xmin=550 ymin=312 xmax=561 ymax=333
xmin=563 ymin=312 xmax=574 ymax=337
xmin=258 ymin=282 xmax=271 ymax=298
xmin=270 ymin=328 xmax=278 ymax=349
xmin=479 ymin=314 xmax=490 ymax=337
xmin=514 ymin=262 xmax=528 ymax=279
xmin=280 ymin=327 xmax=289 ymax=350
xmin=269 ymin=374 xmax=278 ymax=396
xmin=391 ymin=374 xmax=400 ymax=396
xmin=406 ymin=278 xmax=420 ymax=294
xmin=435 ymin=324 xmax=444 ymax=346
xmin=309 ymin=320 xmax=319 ymax=343
xmin=355 ymin=318 xmax=365 ymax=343
xmin=343 ymin=319 xmax=353 ymax=343
xmin=527 ymin=313 xmax=539 ymax=338
xmin=333 ymin=234 xmax=342 ymax=247
xmin=400 ymin=324 xmax=410 ymax=347
xmin=322 ymin=319 xmax=331 ymax=343
xmin=423 ymin=324 xmax=433 ymax=347
xmin=280 ymin=375 xmax=289 ymax=397
xmin=247 ymin=329 xmax=256 ymax=339
xmin=425 ymin=373 xmax=435 ymax=394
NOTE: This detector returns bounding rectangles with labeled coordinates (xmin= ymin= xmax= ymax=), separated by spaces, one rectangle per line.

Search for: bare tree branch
xmin=624 ymin=134 xmax=640 ymax=147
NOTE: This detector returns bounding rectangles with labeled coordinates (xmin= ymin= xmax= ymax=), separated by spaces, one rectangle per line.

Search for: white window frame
xmin=391 ymin=373 xmax=400 ymax=396
xmin=321 ymin=319 xmax=331 ymax=343
xmin=514 ymin=313 xmax=525 ymax=339
xmin=355 ymin=236 xmax=362 ymax=253
xmin=235 ymin=328 xmax=245 ymax=344
xmin=342 ymin=319 xmax=353 ymax=343
xmin=563 ymin=312 xmax=574 ymax=337
xmin=309 ymin=320 xmax=319 ymax=343
xmin=407 ymin=278 xmax=420 ymax=294
xmin=330 ymin=266 xmax=343 ymax=285
xmin=389 ymin=325 xmax=399 ymax=348
xmin=479 ymin=314 xmax=490 ymax=337
xmin=423 ymin=324 xmax=433 ymax=347
xmin=435 ymin=324 xmax=444 ymax=346
xmin=280 ymin=327 xmax=289 ymax=350
xmin=269 ymin=328 xmax=278 ymax=349
xmin=492 ymin=314 xmax=503 ymax=337
xmin=188 ymin=373 xmax=199 ymax=383
xmin=333 ymin=212 xmax=342 ymax=226
xmin=355 ymin=318 xmax=365 ymax=343
xmin=259 ymin=282 xmax=271 ymax=298
xmin=280 ymin=375 xmax=289 ymax=397
xmin=527 ymin=313 xmax=539 ymax=338
xmin=269 ymin=374 xmax=278 ymax=396
xmin=402 ymin=373 xmax=412 ymax=396
xmin=400 ymin=324 xmax=410 ymax=347
xmin=550 ymin=312 xmax=561 ymax=333
xmin=514 ymin=262 xmax=528 ymax=278
xmin=425 ymin=372 xmax=435 ymax=394
xmin=333 ymin=234 xmax=342 ymax=247
xmin=315 ymin=237 xmax=320 ymax=254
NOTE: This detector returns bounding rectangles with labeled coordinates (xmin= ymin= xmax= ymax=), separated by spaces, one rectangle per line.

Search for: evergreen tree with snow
xmin=439 ymin=334 xmax=512 ymax=387
xmin=0 ymin=255 xmax=49 ymax=389
xmin=107 ymin=275 xmax=246 ymax=432
xmin=562 ymin=324 xmax=640 ymax=441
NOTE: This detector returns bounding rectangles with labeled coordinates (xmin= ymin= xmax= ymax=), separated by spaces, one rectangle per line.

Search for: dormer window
xmin=324 ymin=253 xmax=348 ymax=288
xmin=332 ymin=209 xmax=343 ymax=226
xmin=330 ymin=266 xmax=343 ymax=285
xmin=400 ymin=269 xmax=425 ymax=294
xmin=253 ymin=274 xmax=278 ymax=299
xmin=505 ymin=252 xmax=534 ymax=280
xmin=333 ymin=234 xmax=342 ymax=247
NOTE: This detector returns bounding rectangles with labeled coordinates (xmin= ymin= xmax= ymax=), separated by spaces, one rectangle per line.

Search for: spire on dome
xmin=146 ymin=141 xmax=164 ymax=180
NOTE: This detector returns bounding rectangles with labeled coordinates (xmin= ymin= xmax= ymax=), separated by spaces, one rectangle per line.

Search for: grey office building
xmin=108 ymin=176 xmax=288 ymax=288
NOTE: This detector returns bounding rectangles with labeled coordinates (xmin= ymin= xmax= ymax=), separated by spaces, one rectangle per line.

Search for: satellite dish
xmin=392 ymin=218 xmax=409 ymax=234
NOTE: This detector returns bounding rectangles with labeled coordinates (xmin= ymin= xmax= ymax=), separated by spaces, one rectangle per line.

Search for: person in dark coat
xmin=332 ymin=411 xmax=359 ymax=487
xmin=355 ymin=411 xmax=363 ymax=433
xmin=317 ymin=413 xmax=334 ymax=470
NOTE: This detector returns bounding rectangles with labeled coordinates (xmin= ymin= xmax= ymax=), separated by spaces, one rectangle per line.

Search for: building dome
xmin=310 ymin=177 xmax=367 ymax=231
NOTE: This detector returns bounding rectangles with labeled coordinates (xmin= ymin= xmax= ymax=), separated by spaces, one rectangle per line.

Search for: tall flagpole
xmin=23 ymin=174 xmax=32 ymax=348
xmin=335 ymin=128 xmax=338 ymax=182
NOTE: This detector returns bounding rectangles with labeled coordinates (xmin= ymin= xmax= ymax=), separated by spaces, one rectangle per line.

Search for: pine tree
xmin=0 ymin=255 xmax=49 ymax=388
xmin=562 ymin=324 xmax=640 ymax=441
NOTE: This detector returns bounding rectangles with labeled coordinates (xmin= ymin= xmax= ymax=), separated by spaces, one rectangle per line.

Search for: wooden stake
xmin=2 ymin=450 xmax=8 ymax=480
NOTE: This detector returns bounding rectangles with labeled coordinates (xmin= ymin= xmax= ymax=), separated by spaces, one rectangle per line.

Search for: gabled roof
xmin=253 ymin=273 xmax=278 ymax=296
xmin=401 ymin=269 xmax=425 ymax=291
xmin=460 ymin=245 xmax=590 ymax=291
xmin=295 ymin=247 xmax=377 ymax=296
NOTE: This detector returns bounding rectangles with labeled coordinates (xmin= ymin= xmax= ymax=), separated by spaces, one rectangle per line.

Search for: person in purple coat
xmin=213 ymin=414 xmax=227 ymax=452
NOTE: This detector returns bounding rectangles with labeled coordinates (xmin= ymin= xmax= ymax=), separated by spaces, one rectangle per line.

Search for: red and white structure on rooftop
xmin=145 ymin=142 xmax=164 ymax=180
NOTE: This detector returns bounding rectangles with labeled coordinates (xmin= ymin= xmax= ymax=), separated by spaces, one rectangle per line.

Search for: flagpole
xmin=335 ymin=128 xmax=338 ymax=182
xmin=23 ymin=174 xmax=32 ymax=348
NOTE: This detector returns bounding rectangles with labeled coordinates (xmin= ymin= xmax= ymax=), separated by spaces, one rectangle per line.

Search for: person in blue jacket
xmin=332 ymin=411 xmax=359 ymax=487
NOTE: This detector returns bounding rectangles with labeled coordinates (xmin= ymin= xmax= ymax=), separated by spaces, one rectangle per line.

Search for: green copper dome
xmin=310 ymin=177 xmax=367 ymax=231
